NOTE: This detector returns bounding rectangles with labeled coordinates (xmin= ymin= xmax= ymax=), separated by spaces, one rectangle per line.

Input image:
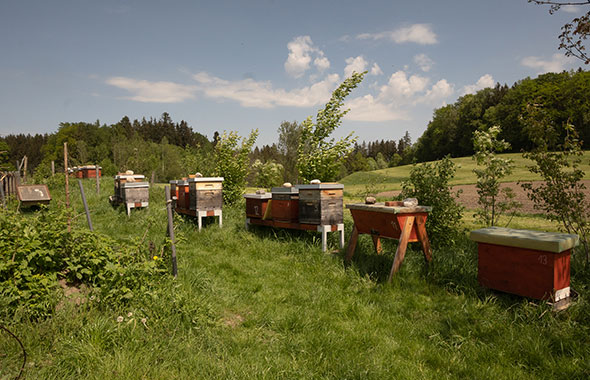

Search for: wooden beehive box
xmin=271 ymin=186 xmax=299 ymax=223
xmin=244 ymin=191 xmax=272 ymax=219
xmin=175 ymin=179 xmax=189 ymax=210
xmin=121 ymin=181 xmax=149 ymax=204
xmin=188 ymin=177 xmax=223 ymax=211
xmin=470 ymin=227 xmax=577 ymax=302
xmin=114 ymin=173 xmax=146 ymax=203
xmin=169 ymin=180 xmax=179 ymax=208
xmin=16 ymin=184 xmax=51 ymax=207
xmin=79 ymin=165 xmax=101 ymax=178
xmin=298 ymin=183 xmax=343 ymax=225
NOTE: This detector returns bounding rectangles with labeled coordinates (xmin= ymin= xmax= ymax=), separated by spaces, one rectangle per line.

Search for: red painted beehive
xmin=244 ymin=191 xmax=272 ymax=219
xmin=271 ymin=185 xmax=299 ymax=223
xmin=470 ymin=227 xmax=577 ymax=302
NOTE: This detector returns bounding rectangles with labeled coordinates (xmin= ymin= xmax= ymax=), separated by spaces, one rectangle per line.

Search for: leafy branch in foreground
xmin=529 ymin=0 xmax=590 ymax=64
xmin=297 ymin=71 xmax=366 ymax=182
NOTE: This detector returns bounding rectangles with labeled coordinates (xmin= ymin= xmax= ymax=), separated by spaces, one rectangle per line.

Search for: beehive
xmin=271 ymin=186 xmax=299 ymax=223
xmin=470 ymin=227 xmax=577 ymax=302
xmin=188 ymin=177 xmax=223 ymax=211
xmin=114 ymin=173 xmax=146 ymax=203
xmin=298 ymin=183 xmax=343 ymax=225
xmin=244 ymin=191 xmax=272 ymax=219
xmin=16 ymin=184 xmax=51 ymax=207
xmin=120 ymin=181 xmax=149 ymax=204
xmin=78 ymin=165 xmax=101 ymax=178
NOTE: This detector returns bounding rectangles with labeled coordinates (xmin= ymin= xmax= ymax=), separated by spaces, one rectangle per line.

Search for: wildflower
xmin=127 ymin=312 xmax=133 ymax=318
xmin=153 ymin=255 xmax=159 ymax=260
xmin=116 ymin=316 xmax=124 ymax=323
xmin=141 ymin=317 xmax=148 ymax=328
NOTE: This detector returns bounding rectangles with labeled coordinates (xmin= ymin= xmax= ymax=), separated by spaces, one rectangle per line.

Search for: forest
xmin=2 ymin=70 xmax=590 ymax=186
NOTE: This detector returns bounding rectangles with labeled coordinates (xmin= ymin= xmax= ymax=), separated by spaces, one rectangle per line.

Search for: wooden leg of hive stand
xmin=345 ymin=225 xmax=359 ymax=262
xmin=338 ymin=223 xmax=345 ymax=249
xmin=389 ymin=216 xmax=415 ymax=282
xmin=415 ymin=215 xmax=432 ymax=263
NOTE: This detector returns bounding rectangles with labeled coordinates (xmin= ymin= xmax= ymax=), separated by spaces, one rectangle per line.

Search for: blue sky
xmin=0 ymin=0 xmax=586 ymax=146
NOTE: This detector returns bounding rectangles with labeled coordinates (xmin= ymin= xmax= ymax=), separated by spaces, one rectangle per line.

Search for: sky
xmin=0 ymin=0 xmax=586 ymax=146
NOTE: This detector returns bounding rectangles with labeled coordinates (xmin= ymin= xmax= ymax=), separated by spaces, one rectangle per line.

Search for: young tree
xmin=522 ymin=122 xmax=590 ymax=263
xmin=297 ymin=71 xmax=366 ymax=182
xmin=214 ymin=130 xmax=259 ymax=205
xmin=472 ymin=126 xmax=519 ymax=227
xmin=277 ymin=120 xmax=302 ymax=183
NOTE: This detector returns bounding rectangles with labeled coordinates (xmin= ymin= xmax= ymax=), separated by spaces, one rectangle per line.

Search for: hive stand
xmin=245 ymin=217 xmax=344 ymax=252
xmin=345 ymin=203 xmax=433 ymax=282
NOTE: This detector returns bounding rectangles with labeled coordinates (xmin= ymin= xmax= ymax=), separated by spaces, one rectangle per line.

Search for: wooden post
xmin=64 ymin=143 xmax=69 ymax=209
xmin=78 ymin=179 xmax=93 ymax=231
xmin=165 ymin=186 xmax=178 ymax=278
xmin=23 ymin=156 xmax=27 ymax=184
xmin=95 ymin=163 xmax=100 ymax=195
xmin=151 ymin=171 xmax=155 ymax=185
xmin=51 ymin=160 xmax=55 ymax=176
xmin=0 ymin=175 xmax=5 ymax=208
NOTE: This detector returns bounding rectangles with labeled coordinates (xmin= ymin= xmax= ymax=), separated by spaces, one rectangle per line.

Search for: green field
xmin=1 ymin=170 xmax=589 ymax=379
xmin=340 ymin=152 xmax=590 ymax=197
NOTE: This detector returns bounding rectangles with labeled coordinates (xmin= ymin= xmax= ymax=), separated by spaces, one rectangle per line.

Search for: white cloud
xmin=314 ymin=55 xmax=330 ymax=71
xmin=284 ymin=36 xmax=329 ymax=78
xmin=414 ymin=53 xmax=434 ymax=72
xmin=345 ymin=71 xmax=454 ymax=122
xmin=520 ymin=53 xmax=573 ymax=73
xmin=357 ymin=24 xmax=438 ymax=45
xmin=461 ymin=74 xmax=495 ymax=95
xmin=421 ymin=79 xmax=454 ymax=104
xmin=370 ymin=63 xmax=383 ymax=76
xmin=105 ymin=77 xmax=197 ymax=103
xmin=192 ymin=71 xmax=341 ymax=108
xmin=561 ymin=5 xmax=581 ymax=13
xmin=344 ymin=56 xmax=368 ymax=78
xmin=345 ymin=94 xmax=409 ymax=122
xmin=380 ymin=71 xmax=430 ymax=99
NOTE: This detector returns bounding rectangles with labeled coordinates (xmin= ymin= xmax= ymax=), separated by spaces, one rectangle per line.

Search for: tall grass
xmin=1 ymin=177 xmax=589 ymax=379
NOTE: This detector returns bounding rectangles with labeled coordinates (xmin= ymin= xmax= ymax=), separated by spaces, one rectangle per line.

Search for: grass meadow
xmin=1 ymin=160 xmax=590 ymax=379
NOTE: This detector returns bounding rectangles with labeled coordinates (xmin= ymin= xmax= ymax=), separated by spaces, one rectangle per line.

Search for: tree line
xmin=2 ymin=70 xmax=589 ymax=186
xmin=413 ymin=70 xmax=590 ymax=162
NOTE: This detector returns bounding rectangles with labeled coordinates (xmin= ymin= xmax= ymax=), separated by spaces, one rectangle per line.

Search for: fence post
xmin=78 ymin=179 xmax=93 ymax=231
xmin=165 ymin=186 xmax=178 ymax=278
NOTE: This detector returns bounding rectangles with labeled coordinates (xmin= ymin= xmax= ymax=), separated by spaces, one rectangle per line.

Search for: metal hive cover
xmin=296 ymin=183 xmax=344 ymax=190
xmin=121 ymin=182 xmax=149 ymax=188
xmin=271 ymin=186 xmax=299 ymax=194
xmin=187 ymin=177 xmax=224 ymax=183
xmin=16 ymin=185 xmax=51 ymax=202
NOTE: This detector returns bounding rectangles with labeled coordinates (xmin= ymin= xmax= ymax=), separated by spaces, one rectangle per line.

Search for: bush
xmin=400 ymin=156 xmax=464 ymax=248
xmin=0 ymin=208 xmax=166 ymax=319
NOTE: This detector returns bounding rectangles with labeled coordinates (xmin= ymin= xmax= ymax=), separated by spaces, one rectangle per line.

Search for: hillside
xmin=340 ymin=152 xmax=590 ymax=197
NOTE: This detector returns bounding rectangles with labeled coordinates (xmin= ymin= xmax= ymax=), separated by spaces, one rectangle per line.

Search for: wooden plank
xmin=414 ymin=215 xmax=432 ymax=262
xmin=389 ymin=216 xmax=415 ymax=281
xmin=345 ymin=225 xmax=359 ymax=262
xmin=371 ymin=235 xmax=383 ymax=254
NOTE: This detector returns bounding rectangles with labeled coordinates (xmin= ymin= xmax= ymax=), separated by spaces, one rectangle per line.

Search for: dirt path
xmin=377 ymin=180 xmax=590 ymax=213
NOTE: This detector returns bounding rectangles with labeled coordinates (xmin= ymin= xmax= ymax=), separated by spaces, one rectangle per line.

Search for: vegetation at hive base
xmin=1 ymin=174 xmax=590 ymax=379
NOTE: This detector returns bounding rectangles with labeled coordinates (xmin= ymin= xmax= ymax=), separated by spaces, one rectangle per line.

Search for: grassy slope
xmin=340 ymin=152 xmax=590 ymax=197
xmin=1 ymin=177 xmax=589 ymax=379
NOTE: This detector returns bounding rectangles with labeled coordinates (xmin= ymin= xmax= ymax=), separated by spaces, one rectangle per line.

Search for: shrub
xmin=214 ymin=130 xmax=258 ymax=205
xmin=472 ymin=126 xmax=520 ymax=226
xmin=400 ymin=156 xmax=464 ymax=248
xmin=522 ymin=123 xmax=590 ymax=263
xmin=0 ymin=208 xmax=166 ymax=319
